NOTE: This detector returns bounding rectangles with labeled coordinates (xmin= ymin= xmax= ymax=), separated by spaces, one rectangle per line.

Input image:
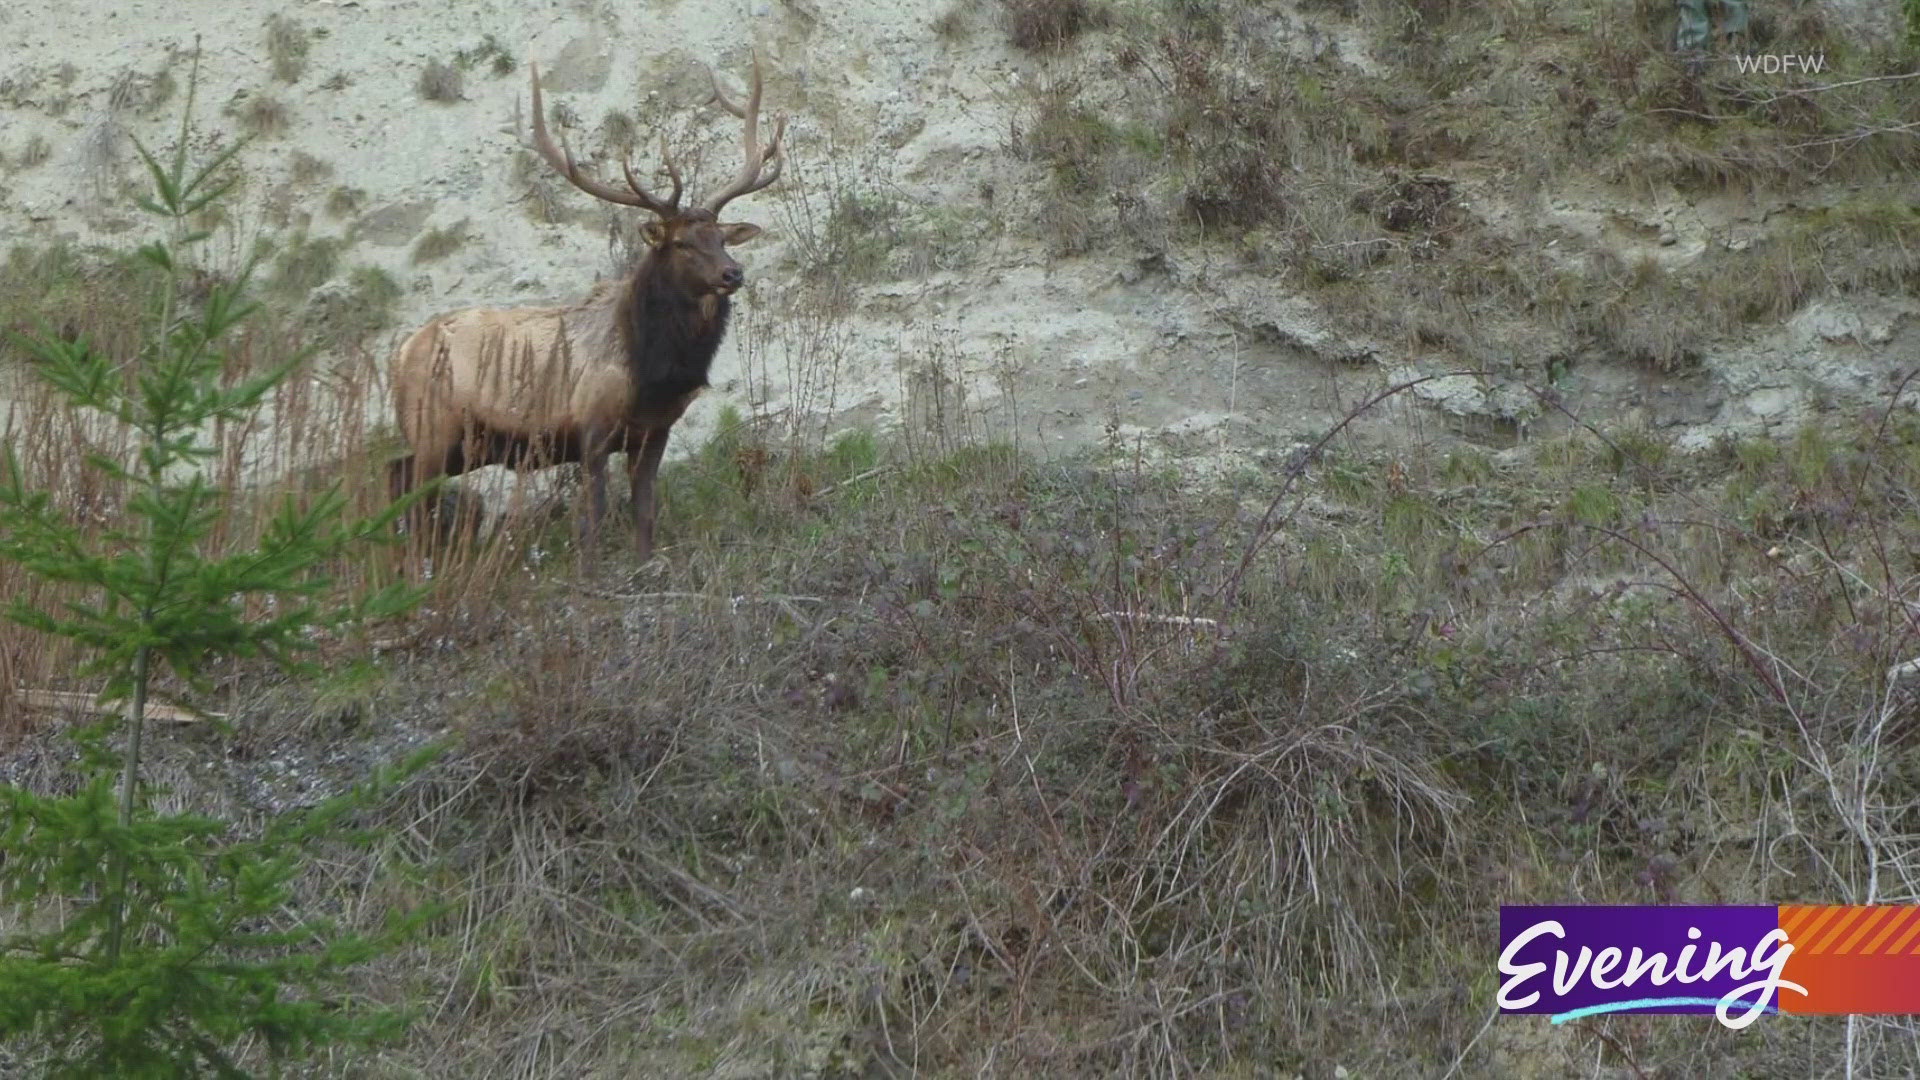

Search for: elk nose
xmin=720 ymin=267 xmax=745 ymax=290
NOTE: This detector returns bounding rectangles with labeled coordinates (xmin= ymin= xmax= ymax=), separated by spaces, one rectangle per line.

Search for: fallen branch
xmin=574 ymin=586 xmax=824 ymax=606
xmin=574 ymin=585 xmax=825 ymax=623
xmin=1098 ymin=611 xmax=1223 ymax=631
xmin=369 ymin=631 xmax=425 ymax=653
xmin=13 ymin=688 xmax=221 ymax=724
xmin=814 ymin=465 xmax=892 ymax=498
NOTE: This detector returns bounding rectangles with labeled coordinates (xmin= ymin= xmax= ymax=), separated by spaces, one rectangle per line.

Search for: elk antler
xmin=529 ymin=63 xmax=683 ymax=215
xmin=702 ymin=50 xmax=787 ymax=215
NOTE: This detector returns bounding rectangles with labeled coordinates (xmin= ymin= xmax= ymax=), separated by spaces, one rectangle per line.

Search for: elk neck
xmin=618 ymin=248 xmax=732 ymax=401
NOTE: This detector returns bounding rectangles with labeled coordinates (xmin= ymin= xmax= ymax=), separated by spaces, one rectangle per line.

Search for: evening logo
xmin=1500 ymin=906 xmax=1920 ymax=1028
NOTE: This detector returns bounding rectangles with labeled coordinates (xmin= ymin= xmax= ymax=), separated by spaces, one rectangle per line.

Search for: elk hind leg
xmin=388 ymin=453 xmax=416 ymax=510
xmin=389 ymin=452 xmax=437 ymax=539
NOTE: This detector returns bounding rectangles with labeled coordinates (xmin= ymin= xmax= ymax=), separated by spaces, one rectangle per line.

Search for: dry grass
xmin=288 ymin=149 xmax=333 ymax=186
xmin=106 ymin=67 xmax=176 ymax=115
xmin=1001 ymin=0 xmax=1109 ymax=52
xmin=452 ymin=34 xmax=515 ymax=78
xmin=233 ymin=91 xmax=290 ymax=138
xmin=14 ymin=135 xmax=50 ymax=170
xmin=325 ymin=184 xmax=366 ymax=218
xmin=416 ymin=59 xmax=464 ymax=104
xmin=11 ymin=237 xmax=1920 ymax=1074
xmin=178 ymin=395 xmax=1920 ymax=1073
xmin=0 ymin=282 xmax=409 ymax=739
xmin=510 ymin=148 xmax=579 ymax=226
xmin=933 ymin=3 xmax=972 ymax=40
xmin=1005 ymin=0 xmax=1918 ymax=376
xmin=304 ymin=263 xmax=404 ymax=350
xmin=269 ymin=231 xmax=342 ymax=295
xmin=265 ymin=12 xmax=311 ymax=84
xmin=0 ymin=242 xmax=152 ymax=372
xmin=1365 ymin=0 xmax=1920 ymax=190
xmin=410 ymin=220 xmax=469 ymax=264
xmin=1016 ymin=20 xmax=1391 ymax=257
xmin=595 ymin=108 xmax=638 ymax=155
xmin=1705 ymin=200 xmax=1920 ymax=318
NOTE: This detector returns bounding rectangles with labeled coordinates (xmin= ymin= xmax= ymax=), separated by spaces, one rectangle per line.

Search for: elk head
xmin=528 ymin=53 xmax=787 ymax=297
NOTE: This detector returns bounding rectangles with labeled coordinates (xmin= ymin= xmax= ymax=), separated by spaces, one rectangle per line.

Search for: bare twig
xmin=1221 ymin=369 xmax=1495 ymax=613
xmin=1580 ymin=1019 xmax=1650 ymax=1080
xmin=1744 ymin=70 xmax=1920 ymax=102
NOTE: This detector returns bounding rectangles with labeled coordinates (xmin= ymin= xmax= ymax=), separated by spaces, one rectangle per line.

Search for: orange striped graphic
xmin=1892 ymin=911 xmax=1920 ymax=955
xmin=1809 ymin=906 xmax=1865 ymax=954
xmin=1835 ymin=907 xmax=1894 ymax=954
xmin=1859 ymin=907 xmax=1917 ymax=955
xmin=1779 ymin=905 xmax=1920 ymax=1014
xmin=1783 ymin=904 xmax=1840 ymax=946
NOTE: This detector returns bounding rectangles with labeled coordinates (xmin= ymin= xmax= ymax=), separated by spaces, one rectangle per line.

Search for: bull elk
xmin=388 ymin=53 xmax=787 ymax=560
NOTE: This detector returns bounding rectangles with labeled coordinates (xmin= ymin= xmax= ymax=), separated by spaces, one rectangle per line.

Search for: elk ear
xmin=639 ymin=220 xmax=669 ymax=247
xmin=720 ymin=222 xmax=763 ymax=246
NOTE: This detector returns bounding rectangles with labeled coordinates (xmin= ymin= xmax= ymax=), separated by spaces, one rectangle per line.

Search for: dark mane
xmin=620 ymin=247 xmax=731 ymax=405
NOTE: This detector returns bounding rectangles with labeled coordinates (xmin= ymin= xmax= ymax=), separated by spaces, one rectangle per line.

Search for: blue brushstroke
xmin=1550 ymin=996 xmax=1780 ymax=1023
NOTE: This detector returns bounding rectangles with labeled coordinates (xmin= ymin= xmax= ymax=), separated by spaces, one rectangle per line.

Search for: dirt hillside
xmin=4 ymin=0 xmax=1912 ymax=481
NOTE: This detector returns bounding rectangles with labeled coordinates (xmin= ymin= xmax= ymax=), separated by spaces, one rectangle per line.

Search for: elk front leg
xmin=393 ymin=443 xmax=456 ymax=547
xmin=628 ymin=426 xmax=673 ymax=561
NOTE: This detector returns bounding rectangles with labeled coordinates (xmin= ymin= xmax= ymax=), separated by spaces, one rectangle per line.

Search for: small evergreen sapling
xmin=0 ymin=53 xmax=436 ymax=1078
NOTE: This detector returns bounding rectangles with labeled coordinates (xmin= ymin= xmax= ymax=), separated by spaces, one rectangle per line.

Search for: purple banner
xmin=1499 ymin=906 xmax=1797 ymax=1027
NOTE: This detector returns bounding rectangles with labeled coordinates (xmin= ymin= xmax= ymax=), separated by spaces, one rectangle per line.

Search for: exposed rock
xmin=541 ymin=36 xmax=613 ymax=94
xmin=351 ymin=200 xmax=436 ymax=248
